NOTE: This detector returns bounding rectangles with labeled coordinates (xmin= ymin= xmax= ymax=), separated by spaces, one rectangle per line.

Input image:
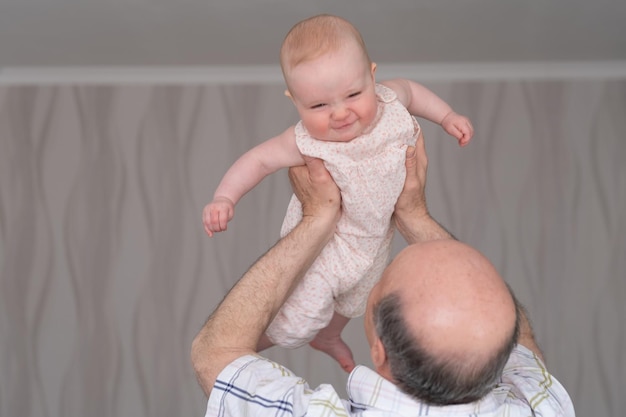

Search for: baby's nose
xmin=332 ymin=105 xmax=349 ymax=120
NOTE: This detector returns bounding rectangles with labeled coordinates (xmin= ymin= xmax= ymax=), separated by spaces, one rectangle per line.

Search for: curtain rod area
xmin=2 ymin=61 xmax=626 ymax=85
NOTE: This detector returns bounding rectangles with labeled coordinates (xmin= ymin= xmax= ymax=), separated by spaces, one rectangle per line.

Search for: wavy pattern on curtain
xmin=0 ymin=80 xmax=624 ymax=417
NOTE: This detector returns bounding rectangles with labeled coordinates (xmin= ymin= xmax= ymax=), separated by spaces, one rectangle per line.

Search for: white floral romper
xmin=266 ymin=84 xmax=420 ymax=347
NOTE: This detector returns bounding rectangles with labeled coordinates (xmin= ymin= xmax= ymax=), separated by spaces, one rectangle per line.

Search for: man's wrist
xmin=394 ymin=209 xmax=453 ymax=244
xmin=300 ymin=211 xmax=338 ymax=246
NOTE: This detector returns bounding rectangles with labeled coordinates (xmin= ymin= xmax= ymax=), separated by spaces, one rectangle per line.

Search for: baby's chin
xmin=325 ymin=128 xmax=362 ymax=143
xmin=314 ymin=117 xmax=376 ymax=142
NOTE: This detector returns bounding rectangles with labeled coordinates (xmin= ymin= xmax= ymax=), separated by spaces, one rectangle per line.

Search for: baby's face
xmin=286 ymin=44 xmax=378 ymax=143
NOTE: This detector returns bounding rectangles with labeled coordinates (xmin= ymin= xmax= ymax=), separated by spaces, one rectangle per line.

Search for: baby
xmin=203 ymin=14 xmax=473 ymax=371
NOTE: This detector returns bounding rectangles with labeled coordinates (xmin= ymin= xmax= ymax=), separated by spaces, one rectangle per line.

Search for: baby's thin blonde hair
xmin=280 ymin=14 xmax=371 ymax=81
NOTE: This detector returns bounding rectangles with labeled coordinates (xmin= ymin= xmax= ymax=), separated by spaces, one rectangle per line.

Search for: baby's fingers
xmin=446 ymin=124 xmax=463 ymax=141
xmin=209 ymin=211 xmax=223 ymax=233
xmin=456 ymin=122 xmax=473 ymax=146
xmin=210 ymin=207 xmax=232 ymax=234
xmin=202 ymin=207 xmax=215 ymax=237
xmin=462 ymin=120 xmax=474 ymax=139
xmin=216 ymin=210 xmax=229 ymax=232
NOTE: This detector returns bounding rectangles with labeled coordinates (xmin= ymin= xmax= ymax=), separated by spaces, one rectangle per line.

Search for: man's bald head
xmin=367 ymin=240 xmax=519 ymax=404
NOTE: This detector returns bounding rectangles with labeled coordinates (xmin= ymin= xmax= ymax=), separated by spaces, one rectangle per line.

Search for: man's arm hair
xmin=396 ymin=131 xmax=547 ymax=365
xmin=393 ymin=131 xmax=455 ymax=244
xmin=191 ymin=158 xmax=340 ymax=397
xmin=517 ymin=302 xmax=545 ymax=362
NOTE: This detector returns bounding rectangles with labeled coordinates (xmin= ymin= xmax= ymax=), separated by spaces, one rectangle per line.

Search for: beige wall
xmin=1 ymin=79 xmax=625 ymax=417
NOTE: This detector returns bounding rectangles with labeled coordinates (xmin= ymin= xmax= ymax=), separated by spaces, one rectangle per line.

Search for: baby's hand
xmin=441 ymin=111 xmax=474 ymax=147
xmin=202 ymin=197 xmax=235 ymax=237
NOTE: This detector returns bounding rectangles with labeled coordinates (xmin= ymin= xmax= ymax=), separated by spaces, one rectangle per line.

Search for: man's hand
xmin=289 ymin=156 xmax=341 ymax=226
xmin=394 ymin=131 xmax=454 ymax=243
xmin=395 ymin=131 xmax=429 ymax=223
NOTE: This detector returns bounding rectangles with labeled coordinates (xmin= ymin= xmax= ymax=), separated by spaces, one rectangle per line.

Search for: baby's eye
xmin=348 ymin=91 xmax=361 ymax=98
xmin=310 ymin=103 xmax=326 ymax=109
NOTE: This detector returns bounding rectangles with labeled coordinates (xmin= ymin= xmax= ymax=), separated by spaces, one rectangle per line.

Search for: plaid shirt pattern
xmin=205 ymin=345 xmax=574 ymax=417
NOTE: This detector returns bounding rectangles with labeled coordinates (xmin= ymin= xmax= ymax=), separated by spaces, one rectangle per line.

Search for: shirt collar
xmin=346 ymin=365 xmax=503 ymax=415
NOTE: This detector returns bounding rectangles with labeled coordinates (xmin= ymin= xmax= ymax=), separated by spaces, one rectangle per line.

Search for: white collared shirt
xmin=205 ymin=345 xmax=575 ymax=416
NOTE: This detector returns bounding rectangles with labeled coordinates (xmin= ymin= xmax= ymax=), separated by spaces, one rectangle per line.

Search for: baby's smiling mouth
xmin=334 ymin=120 xmax=356 ymax=130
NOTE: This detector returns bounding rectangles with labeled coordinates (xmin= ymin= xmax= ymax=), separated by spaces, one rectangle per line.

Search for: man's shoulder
xmin=206 ymin=355 xmax=351 ymax=417
xmin=497 ymin=345 xmax=575 ymax=416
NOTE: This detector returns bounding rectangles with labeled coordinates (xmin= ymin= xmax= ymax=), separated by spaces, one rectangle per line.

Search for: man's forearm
xmin=394 ymin=210 xmax=454 ymax=244
xmin=392 ymin=132 xmax=454 ymax=244
xmin=193 ymin=157 xmax=341 ymax=397
xmin=191 ymin=214 xmax=336 ymax=396
xmin=517 ymin=303 xmax=545 ymax=362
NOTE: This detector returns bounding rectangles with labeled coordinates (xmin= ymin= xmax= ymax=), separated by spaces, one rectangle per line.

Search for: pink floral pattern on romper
xmin=266 ymin=84 xmax=420 ymax=347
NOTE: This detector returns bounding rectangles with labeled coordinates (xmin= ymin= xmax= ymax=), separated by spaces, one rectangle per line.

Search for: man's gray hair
xmin=373 ymin=291 xmax=520 ymax=405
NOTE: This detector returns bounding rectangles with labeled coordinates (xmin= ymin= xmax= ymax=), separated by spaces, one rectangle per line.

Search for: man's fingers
xmin=287 ymin=164 xmax=309 ymax=186
xmin=411 ymin=132 xmax=427 ymax=170
xmin=302 ymin=156 xmax=329 ymax=181
xmin=405 ymin=146 xmax=417 ymax=168
xmin=289 ymin=156 xmax=341 ymax=221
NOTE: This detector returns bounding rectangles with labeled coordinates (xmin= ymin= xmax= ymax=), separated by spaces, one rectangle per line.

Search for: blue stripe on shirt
xmin=214 ymin=379 xmax=294 ymax=414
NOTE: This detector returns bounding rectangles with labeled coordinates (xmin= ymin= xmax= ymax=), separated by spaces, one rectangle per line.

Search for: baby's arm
xmin=203 ymin=126 xmax=304 ymax=237
xmin=381 ymin=79 xmax=473 ymax=146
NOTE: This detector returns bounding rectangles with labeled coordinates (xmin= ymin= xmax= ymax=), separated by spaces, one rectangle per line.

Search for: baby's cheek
xmin=303 ymin=120 xmax=329 ymax=141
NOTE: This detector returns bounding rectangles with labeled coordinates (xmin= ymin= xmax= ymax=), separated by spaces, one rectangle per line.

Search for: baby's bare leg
xmin=309 ymin=312 xmax=355 ymax=372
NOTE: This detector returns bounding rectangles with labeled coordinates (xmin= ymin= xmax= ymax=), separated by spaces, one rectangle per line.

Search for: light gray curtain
xmin=1 ymin=80 xmax=624 ymax=417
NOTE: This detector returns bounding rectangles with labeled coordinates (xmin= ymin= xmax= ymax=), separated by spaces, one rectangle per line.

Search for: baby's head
xmin=280 ymin=14 xmax=371 ymax=82
xmin=280 ymin=15 xmax=379 ymax=143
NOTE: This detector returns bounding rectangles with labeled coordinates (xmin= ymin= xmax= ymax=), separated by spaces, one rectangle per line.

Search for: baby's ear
xmin=284 ymin=89 xmax=293 ymax=98
xmin=370 ymin=62 xmax=377 ymax=79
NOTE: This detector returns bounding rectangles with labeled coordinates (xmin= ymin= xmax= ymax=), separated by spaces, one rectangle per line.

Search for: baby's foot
xmin=309 ymin=332 xmax=355 ymax=373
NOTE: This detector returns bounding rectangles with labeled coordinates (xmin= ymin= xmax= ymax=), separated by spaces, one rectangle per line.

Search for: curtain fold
xmin=0 ymin=80 xmax=624 ymax=417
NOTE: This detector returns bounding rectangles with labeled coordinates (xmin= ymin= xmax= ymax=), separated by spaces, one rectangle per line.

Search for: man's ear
xmin=370 ymin=336 xmax=386 ymax=369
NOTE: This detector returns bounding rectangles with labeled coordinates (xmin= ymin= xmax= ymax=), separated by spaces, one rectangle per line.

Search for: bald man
xmin=365 ymin=240 xmax=519 ymax=405
xmin=191 ymin=132 xmax=574 ymax=416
